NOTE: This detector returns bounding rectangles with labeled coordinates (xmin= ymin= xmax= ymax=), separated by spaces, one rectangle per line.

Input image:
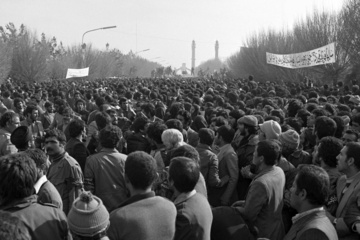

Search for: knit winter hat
xmin=68 ymin=191 xmax=110 ymax=237
xmin=279 ymin=130 xmax=300 ymax=150
xmin=10 ymin=126 xmax=32 ymax=147
xmin=237 ymin=115 xmax=258 ymax=127
xmin=259 ymin=120 xmax=281 ymax=140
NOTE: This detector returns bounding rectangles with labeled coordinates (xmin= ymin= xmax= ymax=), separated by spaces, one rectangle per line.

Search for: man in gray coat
xmin=233 ymin=140 xmax=285 ymax=240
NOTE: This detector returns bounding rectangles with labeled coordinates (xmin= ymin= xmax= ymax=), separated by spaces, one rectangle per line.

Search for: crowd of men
xmin=0 ymin=76 xmax=360 ymax=240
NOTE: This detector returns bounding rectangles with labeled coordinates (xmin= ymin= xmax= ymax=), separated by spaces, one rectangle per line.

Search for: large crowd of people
xmin=0 ymin=76 xmax=359 ymax=240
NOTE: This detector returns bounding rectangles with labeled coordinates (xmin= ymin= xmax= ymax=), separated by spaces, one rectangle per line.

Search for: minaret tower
xmin=191 ymin=40 xmax=196 ymax=70
xmin=215 ymin=40 xmax=219 ymax=60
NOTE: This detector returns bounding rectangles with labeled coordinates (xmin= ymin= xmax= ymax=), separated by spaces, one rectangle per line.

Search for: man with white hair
xmin=161 ymin=128 xmax=186 ymax=167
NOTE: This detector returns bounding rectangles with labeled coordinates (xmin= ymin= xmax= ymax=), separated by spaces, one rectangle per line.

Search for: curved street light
xmin=82 ymin=25 xmax=117 ymax=46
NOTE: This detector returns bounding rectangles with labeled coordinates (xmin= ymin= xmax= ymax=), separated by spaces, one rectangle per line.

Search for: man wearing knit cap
xmin=259 ymin=120 xmax=281 ymax=141
xmin=108 ymin=151 xmax=176 ymax=240
xmin=233 ymin=115 xmax=259 ymax=200
xmin=10 ymin=126 xmax=32 ymax=151
xmin=279 ymin=130 xmax=312 ymax=168
xmin=84 ymin=125 xmax=127 ymax=212
xmin=68 ymin=191 xmax=110 ymax=240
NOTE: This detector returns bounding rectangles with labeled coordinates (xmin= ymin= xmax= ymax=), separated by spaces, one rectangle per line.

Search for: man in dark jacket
xmin=126 ymin=116 xmax=151 ymax=154
xmin=84 ymin=125 xmax=128 ymax=212
xmin=0 ymin=153 xmax=71 ymax=240
xmin=65 ymin=119 xmax=89 ymax=172
xmin=45 ymin=129 xmax=83 ymax=215
xmin=232 ymin=115 xmax=259 ymax=200
xmin=169 ymin=156 xmax=213 ymax=240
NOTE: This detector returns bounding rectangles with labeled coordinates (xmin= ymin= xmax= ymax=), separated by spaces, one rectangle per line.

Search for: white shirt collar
xmin=292 ymin=207 xmax=324 ymax=224
xmin=34 ymin=175 xmax=48 ymax=194
xmin=174 ymin=189 xmax=196 ymax=205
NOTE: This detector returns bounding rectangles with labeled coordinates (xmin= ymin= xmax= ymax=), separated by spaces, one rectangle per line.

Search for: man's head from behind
xmin=317 ymin=136 xmax=343 ymax=168
xmin=25 ymin=148 xmax=50 ymax=178
xmin=314 ymin=116 xmax=337 ymax=142
xmin=125 ymin=151 xmax=157 ymax=193
xmin=68 ymin=119 xmax=86 ymax=139
xmin=99 ymin=125 xmax=122 ymax=149
xmin=169 ymin=157 xmax=200 ymax=194
xmin=0 ymin=153 xmax=37 ymax=205
xmin=290 ymin=165 xmax=330 ymax=212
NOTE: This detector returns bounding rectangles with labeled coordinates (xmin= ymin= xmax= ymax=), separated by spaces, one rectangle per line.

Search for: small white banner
xmin=266 ymin=43 xmax=335 ymax=69
xmin=66 ymin=67 xmax=89 ymax=79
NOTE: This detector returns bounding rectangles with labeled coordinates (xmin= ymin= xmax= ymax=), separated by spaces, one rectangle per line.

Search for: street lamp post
xmin=81 ymin=25 xmax=117 ymax=68
xmin=82 ymin=25 xmax=117 ymax=46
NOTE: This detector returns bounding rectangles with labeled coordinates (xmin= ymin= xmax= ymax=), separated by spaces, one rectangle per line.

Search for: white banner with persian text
xmin=66 ymin=67 xmax=89 ymax=79
xmin=266 ymin=43 xmax=335 ymax=69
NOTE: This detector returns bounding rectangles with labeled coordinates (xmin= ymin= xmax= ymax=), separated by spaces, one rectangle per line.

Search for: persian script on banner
xmin=266 ymin=43 xmax=335 ymax=69
xmin=66 ymin=67 xmax=89 ymax=79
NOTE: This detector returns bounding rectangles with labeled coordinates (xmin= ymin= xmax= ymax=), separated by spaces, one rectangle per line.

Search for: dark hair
xmin=23 ymin=105 xmax=38 ymax=117
xmin=0 ymin=153 xmax=37 ymax=205
xmin=285 ymin=117 xmax=302 ymax=134
xmin=345 ymin=142 xmax=360 ymax=170
xmin=95 ymin=112 xmax=111 ymax=131
xmin=344 ymin=129 xmax=359 ymax=141
xmin=295 ymin=165 xmax=330 ymax=206
xmin=44 ymin=101 xmax=53 ymax=108
xmin=95 ymin=97 xmax=106 ymax=108
xmin=68 ymin=119 xmax=86 ymax=138
xmin=165 ymin=119 xmax=183 ymax=133
xmin=270 ymin=109 xmax=285 ymax=124
xmin=0 ymin=210 xmax=31 ymax=240
xmin=44 ymin=129 xmax=66 ymax=144
xmin=0 ymin=112 xmax=19 ymax=128
xmin=288 ymin=99 xmax=303 ymax=117
xmin=147 ymin=122 xmax=167 ymax=145
xmin=171 ymin=144 xmax=200 ymax=164
xmin=25 ymin=148 xmax=49 ymax=174
xmin=198 ymin=128 xmax=215 ymax=146
xmin=99 ymin=125 xmax=122 ymax=148
xmin=256 ymin=140 xmax=280 ymax=166
xmin=168 ymin=102 xmax=184 ymax=119
xmin=296 ymin=109 xmax=311 ymax=127
xmin=131 ymin=117 xmax=148 ymax=133
xmin=169 ymin=157 xmax=200 ymax=193
xmin=318 ymin=137 xmax=343 ymax=168
xmin=125 ymin=151 xmax=157 ymax=190
xmin=13 ymin=98 xmax=24 ymax=108
xmin=331 ymin=116 xmax=345 ymax=139
xmin=314 ymin=116 xmax=337 ymax=140
xmin=141 ymin=103 xmax=155 ymax=118
xmin=217 ymin=125 xmax=235 ymax=143
xmin=177 ymin=109 xmax=192 ymax=125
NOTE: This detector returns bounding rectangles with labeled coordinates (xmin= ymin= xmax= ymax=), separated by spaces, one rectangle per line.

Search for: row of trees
xmin=227 ymin=0 xmax=360 ymax=85
xmin=0 ymin=23 xmax=161 ymax=83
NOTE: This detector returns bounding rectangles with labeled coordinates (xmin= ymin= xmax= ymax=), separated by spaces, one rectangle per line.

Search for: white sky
xmin=1 ymin=0 xmax=343 ymax=69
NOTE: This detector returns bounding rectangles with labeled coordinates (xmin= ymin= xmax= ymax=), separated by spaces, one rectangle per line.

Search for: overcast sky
xmin=1 ymin=0 xmax=343 ymax=69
